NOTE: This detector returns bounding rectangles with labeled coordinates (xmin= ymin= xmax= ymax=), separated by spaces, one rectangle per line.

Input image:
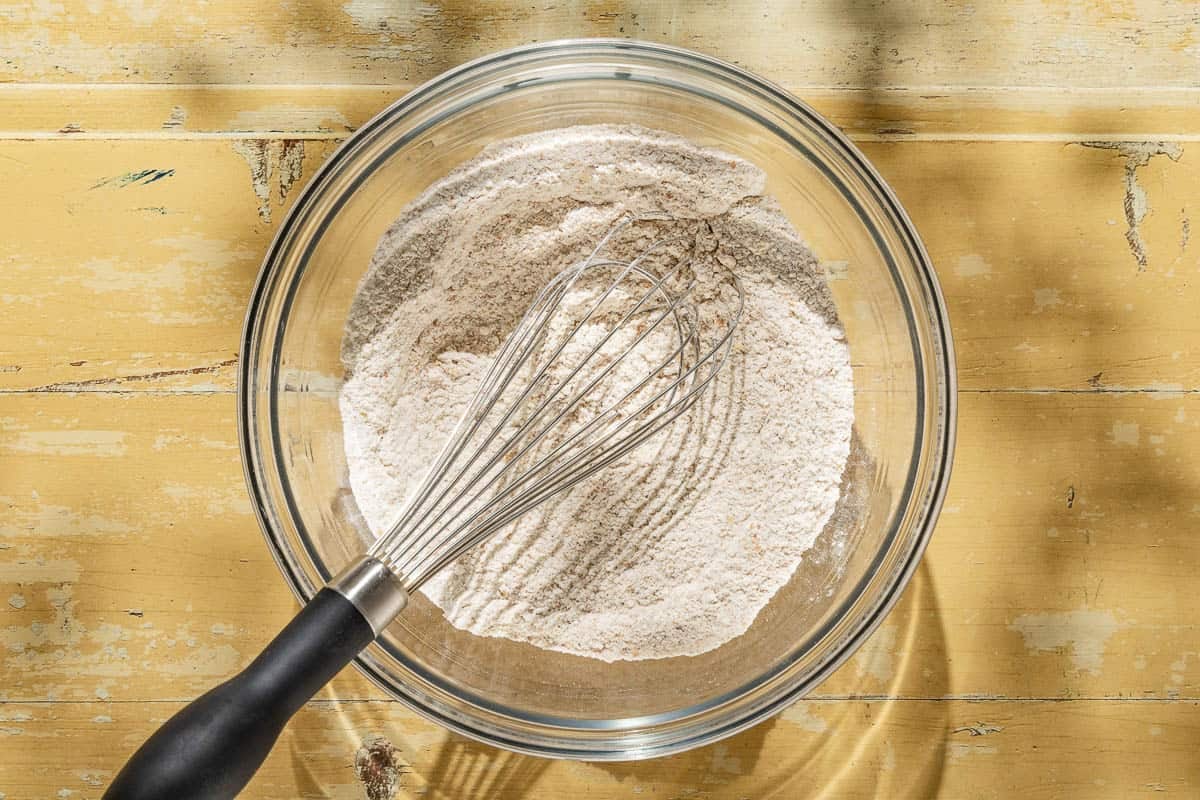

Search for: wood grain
xmin=3 ymin=1 xmax=1199 ymax=797
xmin=3 ymin=392 xmax=1198 ymax=705
xmin=3 ymin=85 xmax=1200 ymax=139
xmin=2 ymin=1 xmax=1199 ymax=88
xmin=2 ymin=698 xmax=1198 ymax=799
xmin=2 ymin=137 xmax=1195 ymax=393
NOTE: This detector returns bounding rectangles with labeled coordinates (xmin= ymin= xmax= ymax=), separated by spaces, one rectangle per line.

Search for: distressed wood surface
xmin=2 ymin=138 xmax=1196 ymax=393
xmin=2 ymin=0 xmax=1200 ymax=88
xmin=2 ymin=2 xmax=1199 ymax=798
xmin=5 ymin=699 xmax=1199 ymax=799
xmin=4 ymin=85 xmax=1200 ymax=140
xmin=3 ymin=392 xmax=1199 ymax=705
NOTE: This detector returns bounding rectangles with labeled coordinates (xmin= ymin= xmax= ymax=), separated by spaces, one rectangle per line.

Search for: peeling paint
xmin=1 ymin=430 xmax=127 ymax=457
xmin=1168 ymin=651 xmax=1196 ymax=687
xmin=26 ymin=357 xmax=237 ymax=393
xmin=0 ymin=557 xmax=81 ymax=584
xmin=1110 ymin=421 xmax=1140 ymax=446
xmin=278 ymin=140 xmax=304 ymax=202
xmin=0 ymin=503 xmax=131 ymax=536
xmin=76 ymin=255 xmax=181 ymax=293
xmin=342 ymin=0 xmax=425 ymax=33
xmin=882 ymin=740 xmax=896 ymax=772
xmin=77 ymin=771 xmax=104 ymax=787
xmin=779 ymin=702 xmax=828 ymax=733
xmin=1 ymin=582 xmax=240 ymax=692
xmin=160 ymin=482 xmax=252 ymax=516
xmin=2 ymin=0 xmax=66 ymax=23
xmin=232 ymin=106 xmax=348 ymax=134
xmin=955 ymin=253 xmax=991 ymax=277
xmin=232 ymin=139 xmax=272 ymax=222
xmin=114 ymin=0 xmax=166 ymax=25
xmin=1081 ymin=141 xmax=1183 ymax=270
xmin=1033 ymin=287 xmax=1063 ymax=312
xmin=708 ymin=744 xmax=742 ymax=775
xmin=1008 ymin=609 xmax=1120 ymax=675
xmin=948 ymin=741 xmax=999 ymax=761
xmin=232 ymin=139 xmax=307 ymax=223
xmin=854 ymin=624 xmax=897 ymax=683
xmin=162 ymin=105 xmax=187 ymax=130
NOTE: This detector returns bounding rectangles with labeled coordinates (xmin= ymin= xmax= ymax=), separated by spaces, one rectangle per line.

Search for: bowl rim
xmin=239 ymin=37 xmax=957 ymax=760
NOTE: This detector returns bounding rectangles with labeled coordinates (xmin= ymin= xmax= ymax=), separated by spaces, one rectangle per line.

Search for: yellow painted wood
xmin=2 ymin=1 xmax=1200 ymax=89
xmin=4 ymin=2 xmax=1200 ymax=797
xmin=2 ymin=139 xmax=1196 ymax=393
xmin=3 ymin=698 xmax=1198 ymax=799
xmin=3 ymin=84 xmax=1200 ymax=139
xmin=0 ymin=139 xmax=340 ymax=392
xmin=3 ymin=392 xmax=1198 ymax=708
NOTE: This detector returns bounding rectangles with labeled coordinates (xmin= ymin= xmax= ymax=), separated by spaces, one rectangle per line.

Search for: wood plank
xmin=6 ymin=3 xmax=1198 ymax=797
xmin=2 ymin=1 xmax=1200 ymax=89
xmin=871 ymin=138 xmax=1200 ymax=392
xmin=1 ymin=697 xmax=1196 ymax=798
xmin=2 ymin=139 xmax=1196 ymax=393
xmin=3 ymin=392 xmax=1199 ymax=703
xmin=870 ymin=391 xmax=1200 ymax=701
xmin=3 ymin=85 xmax=1200 ymax=139
xmin=0 ymin=138 xmax=340 ymax=392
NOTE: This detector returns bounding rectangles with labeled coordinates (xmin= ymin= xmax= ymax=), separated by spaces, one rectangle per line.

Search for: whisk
xmin=105 ymin=215 xmax=744 ymax=800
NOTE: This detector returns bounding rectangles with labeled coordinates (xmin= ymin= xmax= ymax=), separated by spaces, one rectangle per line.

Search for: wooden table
xmin=2 ymin=3 xmax=1198 ymax=797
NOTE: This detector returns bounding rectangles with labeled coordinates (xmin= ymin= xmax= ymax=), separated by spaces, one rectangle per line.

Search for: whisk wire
xmin=377 ymin=245 xmax=689 ymax=571
xmin=368 ymin=215 xmax=744 ymax=589
xmin=394 ymin=277 xmax=704 ymax=581
xmin=411 ymin=322 xmax=740 ymax=582
xmin=379 ymin=249 xmax=661 ymax=546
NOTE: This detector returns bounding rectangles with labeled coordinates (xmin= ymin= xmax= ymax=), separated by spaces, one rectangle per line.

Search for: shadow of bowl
xmin=593 ymin=561 xmax=950 ymax=798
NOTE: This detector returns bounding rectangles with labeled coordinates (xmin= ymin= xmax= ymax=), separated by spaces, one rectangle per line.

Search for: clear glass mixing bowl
xmin=239 ymin=39 xmax=955 ymax=759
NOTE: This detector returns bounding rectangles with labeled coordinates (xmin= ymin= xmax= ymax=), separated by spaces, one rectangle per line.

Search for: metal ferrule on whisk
xmin=328 ymin=555 xmax=409 ymax=635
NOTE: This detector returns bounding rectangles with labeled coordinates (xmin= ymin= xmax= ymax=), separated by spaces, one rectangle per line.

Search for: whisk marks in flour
xmin=339 ymin=125 xmax=854 ymax=662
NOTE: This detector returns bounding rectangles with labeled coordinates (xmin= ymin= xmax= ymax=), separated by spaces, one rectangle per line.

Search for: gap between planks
xmin=0 ymin=696 xmax=1195 ymax=706
xmin=3 ymin=84 xmax=1200 ymax=140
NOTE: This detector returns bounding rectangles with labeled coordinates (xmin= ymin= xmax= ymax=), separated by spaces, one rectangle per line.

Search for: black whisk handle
xmin=104 ymin=557 xmax=406 ymax=800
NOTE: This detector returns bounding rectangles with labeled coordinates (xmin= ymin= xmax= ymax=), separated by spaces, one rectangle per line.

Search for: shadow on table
xmin=283 ymin=707 xmax=551 ymax=800
xmin=418 ymin=740 xmax=552 ymax=800
xmin=595 ymin=561 xmax=950 ymax=799
xmin=278 ymin=559 xmax=947 ymax=799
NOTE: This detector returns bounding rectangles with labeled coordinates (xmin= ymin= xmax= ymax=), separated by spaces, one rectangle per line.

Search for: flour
xmin=339 ymin=125 xmax=854 ymax=662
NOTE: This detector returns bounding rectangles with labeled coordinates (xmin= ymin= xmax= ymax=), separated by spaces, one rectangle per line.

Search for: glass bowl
xmin=239 ymin=39 xmax=955 ymax=760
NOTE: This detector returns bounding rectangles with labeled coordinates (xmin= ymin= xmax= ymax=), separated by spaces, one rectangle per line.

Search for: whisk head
xmin=369 ymin=214 xmax=744 ymax=590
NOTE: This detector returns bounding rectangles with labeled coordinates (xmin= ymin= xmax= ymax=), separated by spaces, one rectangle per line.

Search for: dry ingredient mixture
xmin=340 ymin=125 xmax=854 ymax=662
